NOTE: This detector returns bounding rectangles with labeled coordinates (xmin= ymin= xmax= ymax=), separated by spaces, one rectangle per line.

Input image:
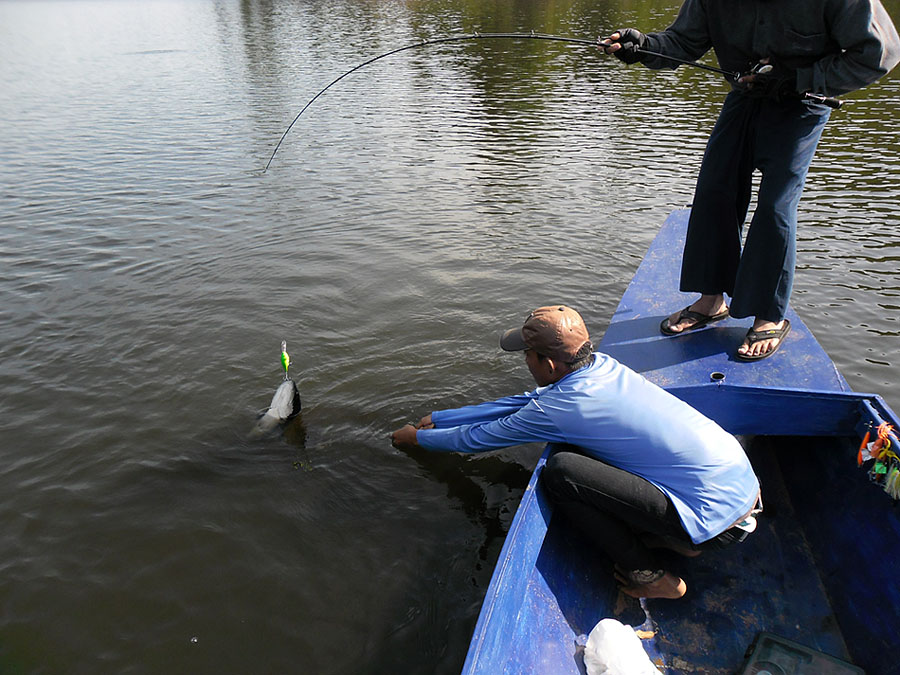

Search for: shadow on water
xmin=399 ymin=441 xmax=538 ymax=559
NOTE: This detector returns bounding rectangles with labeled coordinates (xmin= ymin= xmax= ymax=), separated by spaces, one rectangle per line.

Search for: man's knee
xmin=541 ymin=453 xmax=561 ymax=496
xmin=542 ymin=452 xmax=574 ymax=501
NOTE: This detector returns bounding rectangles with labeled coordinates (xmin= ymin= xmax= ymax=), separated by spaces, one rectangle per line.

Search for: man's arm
xmin=429 ymin=392 xmax=539 ymax=427
xmin=599 ymin=0 xmax=712 ymax=70
xmin=391 ymin=392 xmax=546 ymax=452
xmin=798 ymin=0 xmax=900 ymax=96
xmin=413 ymin=399 xmax=566 ymax=454
xmin=643 ymin=0 xmax=713 ymax=68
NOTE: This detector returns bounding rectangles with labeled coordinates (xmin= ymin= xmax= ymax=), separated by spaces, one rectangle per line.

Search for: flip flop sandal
xmin=735 ymin=319 xmax=791 ymax=361
xmin=660 ymin=306 xmax=730 ymax=336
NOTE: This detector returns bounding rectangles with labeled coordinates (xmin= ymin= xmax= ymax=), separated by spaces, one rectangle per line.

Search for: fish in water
xmin=252 ymin=340 xmax=302 ymax=435
xmin=254 ymin=377 xmax=301 ymax=434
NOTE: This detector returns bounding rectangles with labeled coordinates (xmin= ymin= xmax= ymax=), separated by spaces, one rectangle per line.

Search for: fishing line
xmin=263 ymin=31 xmax=842 ymax=171
xmin=263 ymin=32 xmax=596 ymax=172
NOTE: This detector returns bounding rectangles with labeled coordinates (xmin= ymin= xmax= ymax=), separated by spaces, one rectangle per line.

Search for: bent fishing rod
xmin=264 ymin=32 xmax=596 ymax=172
xmin=264 ymin=32 xmax=842 ymax=171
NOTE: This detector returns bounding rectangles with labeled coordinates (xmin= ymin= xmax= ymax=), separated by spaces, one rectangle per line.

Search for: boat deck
xmin=594 ymin=209 xmax=853 ymax=666
xmin=496 ymin=435 xmax=858 ymax=674
xmin=512 ymin=426 xmax=900 ymax=675
xmin=600 ymin=209 xmax=849 ymax=395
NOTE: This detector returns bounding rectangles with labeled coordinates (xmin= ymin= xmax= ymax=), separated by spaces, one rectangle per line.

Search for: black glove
xmin=743 ymin=61 xmax=799 ymax=101
xmin=610 ymin=28 xmax=647 ymax=64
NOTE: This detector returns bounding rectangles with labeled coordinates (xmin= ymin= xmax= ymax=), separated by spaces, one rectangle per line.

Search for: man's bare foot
xmin=736 ymin=318 xmax=791 ymax=360
xmin=661 ymin=294 xmax=729 ymax=334
xmin=617 ymin=571 xmax=687 ymax=599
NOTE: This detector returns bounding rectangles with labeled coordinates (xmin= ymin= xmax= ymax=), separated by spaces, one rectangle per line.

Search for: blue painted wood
xmin=778 ymin=438 xmax=900 ymax=675
xmin=663 ymin=385 xmax=863 ymax=436
xmin=600 ymin=209 xmax=853 ymax=435
xmin=461 ymin=452 xmax=555 ymax=674
xmin=461 ymin=446 xmax=643 ymax=675
xmin=462 ymin=209 xmax=900 ymax=675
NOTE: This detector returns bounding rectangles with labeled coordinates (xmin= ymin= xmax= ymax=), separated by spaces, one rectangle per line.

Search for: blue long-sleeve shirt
xmin=417 ymin=353 xmax=760 ymax=544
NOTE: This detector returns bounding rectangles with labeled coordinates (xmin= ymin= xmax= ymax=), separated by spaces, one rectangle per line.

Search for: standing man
xmin=600 ymin=1 xmax=900 ymax=360
xmin=391 ymin=306 xmax=761 ymax=599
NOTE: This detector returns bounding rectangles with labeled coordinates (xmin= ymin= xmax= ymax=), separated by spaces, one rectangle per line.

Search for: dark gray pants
xmin=541 ymin=450 xmax=744 ymax=574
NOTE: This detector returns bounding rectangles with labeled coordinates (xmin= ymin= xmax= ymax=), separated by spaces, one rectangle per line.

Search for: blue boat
xmin=461 ymin=209 xmax=900 ymax=675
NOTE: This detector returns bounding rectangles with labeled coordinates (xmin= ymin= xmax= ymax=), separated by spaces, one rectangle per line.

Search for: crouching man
xmin=391 ymin=305 xmax=760 ymax=599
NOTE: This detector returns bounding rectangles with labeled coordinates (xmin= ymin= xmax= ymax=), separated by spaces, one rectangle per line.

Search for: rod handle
xmin=803 ymin=92 xmax=843 ymax=109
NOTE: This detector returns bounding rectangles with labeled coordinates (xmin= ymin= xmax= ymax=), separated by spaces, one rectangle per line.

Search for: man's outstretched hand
xmin=390 ymin=424 xmax=419 ymax=450
xmin=392 ymin=414 xmax=435 ymax=450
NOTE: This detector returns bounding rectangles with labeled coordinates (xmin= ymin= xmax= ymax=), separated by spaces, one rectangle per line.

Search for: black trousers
xmin=680 ymin=91 xmax=830 ymax=322
xmin=541 ymin=450 xmax=743 ymax=574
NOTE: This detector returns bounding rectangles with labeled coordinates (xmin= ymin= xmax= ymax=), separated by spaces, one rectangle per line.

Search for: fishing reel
xmin=740 ymin=59 xmax=843 ymax=109
xmin=736 ymin=59 xmax=785 ymax=90
xmin=746 ymin=61 xmax=774 ymax=78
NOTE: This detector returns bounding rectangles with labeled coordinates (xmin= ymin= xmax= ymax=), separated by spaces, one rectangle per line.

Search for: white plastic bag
xmin=583 ymin=618 xmax=660 ymax=675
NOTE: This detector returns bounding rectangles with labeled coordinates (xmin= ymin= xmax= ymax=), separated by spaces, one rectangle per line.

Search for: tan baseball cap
xmin=500 ymin=305 xmax=591 ymax=362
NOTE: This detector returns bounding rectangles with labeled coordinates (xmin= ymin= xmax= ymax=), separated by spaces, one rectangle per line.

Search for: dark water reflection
xmin=1 ymin=0 xmax=899 ymax=672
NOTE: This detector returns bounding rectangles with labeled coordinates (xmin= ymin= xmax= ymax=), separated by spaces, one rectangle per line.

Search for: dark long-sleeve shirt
xmin=642 ymin=0 xmax=900 ymax=96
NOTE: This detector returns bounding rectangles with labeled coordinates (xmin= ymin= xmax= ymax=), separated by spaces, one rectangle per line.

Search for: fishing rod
xmin=635 ymin=47 xmax=741 ymax=81
xmin=635 ymin=47 xmax=843 ymax=109
xmin=264 ymin=32 xmax=842 ymax=171
xmin=264 ymin=32 xmax=597 ymax=172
